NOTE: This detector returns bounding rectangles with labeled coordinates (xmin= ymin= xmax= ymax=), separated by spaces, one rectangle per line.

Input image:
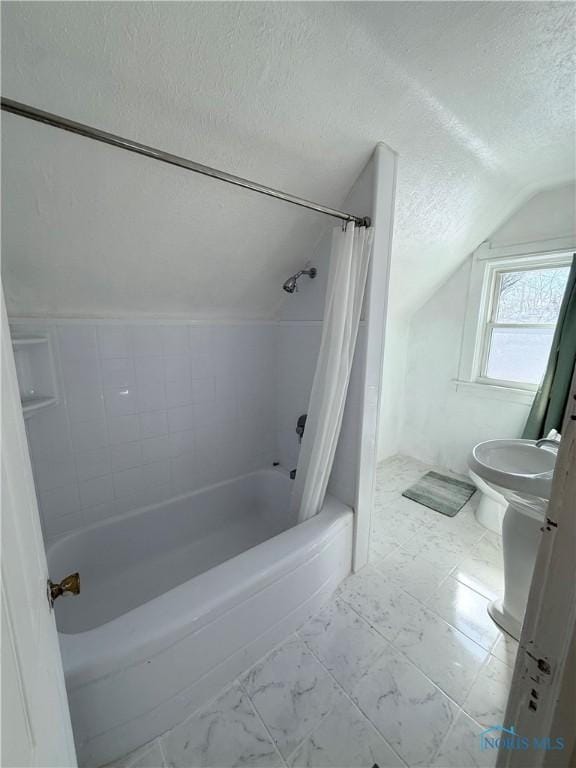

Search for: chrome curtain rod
xmin=1 ymin=98 xmax=370 ymax=227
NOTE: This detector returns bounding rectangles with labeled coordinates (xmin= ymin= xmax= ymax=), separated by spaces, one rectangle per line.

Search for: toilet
xmin=468 ymin=468 xmax=508 ymax=533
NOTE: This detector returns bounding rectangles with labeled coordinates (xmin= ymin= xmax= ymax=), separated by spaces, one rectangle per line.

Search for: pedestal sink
xmin=469 ymin=439 xmax=557 ymax=640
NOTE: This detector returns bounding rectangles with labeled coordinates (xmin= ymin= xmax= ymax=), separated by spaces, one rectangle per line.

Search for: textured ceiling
xmin=2 ymin=2 xmax=575 ymax=319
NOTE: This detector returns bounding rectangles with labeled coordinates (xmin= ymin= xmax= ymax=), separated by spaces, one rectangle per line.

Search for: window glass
xmin=485 ymin=327 xmax=555 ymax=383
xmin=483 ymin=262 xmax=570 ymax=386
xmin=495 ymin=266 xmax=570 ymax=323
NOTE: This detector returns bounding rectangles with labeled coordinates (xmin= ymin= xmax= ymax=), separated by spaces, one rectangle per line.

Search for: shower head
xmin=282 ymin=267 xmax=317 ymax=294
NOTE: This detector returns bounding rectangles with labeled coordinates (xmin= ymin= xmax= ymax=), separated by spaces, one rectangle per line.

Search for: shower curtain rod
xmin=1 ymin=98 xmax=370 ymax=227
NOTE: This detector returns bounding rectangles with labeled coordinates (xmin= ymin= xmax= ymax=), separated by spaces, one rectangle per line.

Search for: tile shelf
xmin=10 ymin=332 xmax=59 ymax=418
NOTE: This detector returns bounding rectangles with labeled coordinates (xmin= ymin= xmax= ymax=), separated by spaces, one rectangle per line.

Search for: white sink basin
xmin=469 ymin=439 xmax=556 ymax=503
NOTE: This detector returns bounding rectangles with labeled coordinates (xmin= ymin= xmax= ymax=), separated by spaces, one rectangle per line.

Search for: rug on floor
xmin=402 ymin=470 xmax=476 ymax=517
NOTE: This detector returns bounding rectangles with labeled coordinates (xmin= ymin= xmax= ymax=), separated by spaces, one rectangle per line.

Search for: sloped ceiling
xmin=2 ymin=1 xmax=575 ymax=320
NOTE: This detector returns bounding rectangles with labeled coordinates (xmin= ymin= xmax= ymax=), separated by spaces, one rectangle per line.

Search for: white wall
xmin=276 ymin=157 xmax=376 ymax=509
xmin=398 ymin=182 xmax=576 ymax=474
xmin=13 ymin=320 xmax=277 ymax=542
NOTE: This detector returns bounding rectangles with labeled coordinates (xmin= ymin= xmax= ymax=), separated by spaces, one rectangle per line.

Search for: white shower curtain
xmin=290 ymin=223 xmax=374 ymax=524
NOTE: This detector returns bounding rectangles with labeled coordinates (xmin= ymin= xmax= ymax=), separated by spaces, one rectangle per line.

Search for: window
xmin=478 ymin=259 xmax=570 ymax=388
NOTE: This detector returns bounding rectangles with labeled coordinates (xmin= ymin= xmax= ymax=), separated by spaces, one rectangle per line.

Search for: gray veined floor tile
xmin=401 ymin=529 xmax=473 ymax=570
xmin=298 ymin=597 xmax=389 ymax=695
xmin=352 ymin=642 xmax=457 ymax=767
xmin=240 ymin=636 xmax=339 ymax=760
xmin=426 ymin=576 xmax=501 ymax=652
xmin=105 ymin=740 xmax=166 ymax=768
xmin=337 ymin=566 xmax=423 ymax=642
xmin=288 ymin=691 xmax=405 ymax=768
xmin=371 ymin=548 xmax=453 ymax=603
xmin=453 ymin=543 xmax=505 ymax=601
xmin=463 ymin=655 xmax=514 ymax=728
xmin=161 ymin=683 xmax=281 ymax=768
xmin=394 ymin=603 xmax=489 ymax=705
xmin=490 ymin=632 xmax=519 ymax=668
xmin=433 ymin=711 xmax=497 ymax=768
xmin=371 ymin=511 xmax=423 ymax=557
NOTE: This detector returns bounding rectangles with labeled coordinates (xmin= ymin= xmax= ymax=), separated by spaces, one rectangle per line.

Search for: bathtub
xmin=48 ymin=468 xmax=353 ymax=767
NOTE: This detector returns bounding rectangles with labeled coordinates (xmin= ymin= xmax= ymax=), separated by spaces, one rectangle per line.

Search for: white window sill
xmin=450 ymin=379 xmax=536 ymax=405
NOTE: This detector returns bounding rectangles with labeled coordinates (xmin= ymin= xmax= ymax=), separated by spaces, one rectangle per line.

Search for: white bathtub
xmin=48 ymin=469 xmax=353 ymax=767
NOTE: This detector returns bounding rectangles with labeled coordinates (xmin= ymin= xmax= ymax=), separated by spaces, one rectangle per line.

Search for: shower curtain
xmin=291 ymin=223 xmax=374 ymax=524
xmin=523 ymin=253 xmax=576 ymax=439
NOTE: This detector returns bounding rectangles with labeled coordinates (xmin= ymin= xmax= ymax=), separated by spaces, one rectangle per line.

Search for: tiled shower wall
xmin=12 ymin=321 xmax=277 ymax=542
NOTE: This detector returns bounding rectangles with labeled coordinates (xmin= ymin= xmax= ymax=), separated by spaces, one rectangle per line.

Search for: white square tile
xmin=83 ymin=501 xmax=117 ymax=526
xmin=97 ymin=326 xmax=131 ymax=358
xmin=75 ymin=447 xmax=111 ymax=482
xmin=39 ymin=484 xmax=80 ymax=521
xmin=426 ymin=577 xmax=500 ymax=652
xmin=26 ymin=405 xmax=72 ymax=459
xmin=169 ymin=430 xmax=196 ymax=458
xmin=464 ymin=655 xmax=513 ymax=727
xmin=167 ymin=405 xmax=195 ymax=433
xmin=241 ymin=637 xmax=339 ymax=759
xmin=143 ymin=459 xmax=171 ymax=489
xmin=371 ymin=548 xmax=453 ymax=603
xmin=141 ymin=435 xmax=172 ymax=464
xmin=70 ymin=418 xmax=109 ymax=453
xmin=191 ymin=377 xmax=215 ymax=404
xmin=110 ymin=441 xmax=143 ymax=472
xmin=139 ymin=411 xmax=168 ymax=439
xmin=113 ymin=466 xmax=145 ymax=499
xmin=61 ymin=358 xmax=101 ymax=395
xmin=164 ymin=356 xmax=190 ymax=382
xmin=131 ymin=327 xmax=163 ymax=357
xmin=352 ymin=642 xmax=457 ymax=766
xmin=162 ymin=683 xmax=280 ymax=768
xmin=58 ymin=326 xmax=98 ymax=360
xmin=298 ymin=598 xmax=388 ymax=695
xmin=337 ymin=566 xmax=423 ymax=642
xmin=101 ymin=358 xmax=135 ymax=389
xmin=188 ymin=326 xmax=210 ymax=357
xmin=394 ymin=603 xmax=489 ymax=704
xmin=170 ymin=455 xmax=200 ymax=495
xmin=104 ymin=386 xmax=139 ymax=417
xmin=66 ymin=389 xmax=105 ymax=425
xmin=288 ymin=692 xmax=404 ymax=768
xmin=134 ymin=355 xmax=165 ymax=385
xmin=34 ymin=455 xmax=77 ymax=491
xmin=137 ymin=380 xmax=166 ymax=412
xmin=107 ymin=414 xmax=141 ymax=445
xmin=166 ymin=378 xmax=193 ymax=408
xmin=79 ymin=475 xmax=114 ymax=509
xmin=162 ymin=326 xmax=189 ymax=357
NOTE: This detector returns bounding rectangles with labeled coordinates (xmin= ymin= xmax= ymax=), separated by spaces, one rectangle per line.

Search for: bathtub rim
xmin=56 ymin=483 xmax=353 ymax=692
xmin=47 ymin=466 xmax=292 ymax=561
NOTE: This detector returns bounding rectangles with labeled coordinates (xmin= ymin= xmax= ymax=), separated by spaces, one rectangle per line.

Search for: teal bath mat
xmin=402 ymin=471 xmax=476 ymax=517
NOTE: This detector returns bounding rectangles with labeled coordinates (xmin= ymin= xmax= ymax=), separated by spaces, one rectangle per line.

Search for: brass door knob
xmin=48 ymin=572 xmax=80 ymax=605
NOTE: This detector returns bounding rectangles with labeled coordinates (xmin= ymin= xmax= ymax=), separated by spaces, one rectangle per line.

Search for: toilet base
xmin=488 ymin=599 xmax=521 ymax=641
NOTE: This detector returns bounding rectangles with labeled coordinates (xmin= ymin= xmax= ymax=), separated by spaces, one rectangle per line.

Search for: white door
xmin=499 ymin=366 xmax=576 ymax=767
xmin=1 ymin=291 xmax=76 ymax=768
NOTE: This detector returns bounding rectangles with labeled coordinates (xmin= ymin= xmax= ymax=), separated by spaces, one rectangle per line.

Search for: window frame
xmin=458 ymin=245 xmax=572 ymax=396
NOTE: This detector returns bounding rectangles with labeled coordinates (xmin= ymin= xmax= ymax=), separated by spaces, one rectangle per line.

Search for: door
xmin=1 ymin=291 xmax=76 ymax=767
xmin=498 ymin=366 xmax=576 ymax=767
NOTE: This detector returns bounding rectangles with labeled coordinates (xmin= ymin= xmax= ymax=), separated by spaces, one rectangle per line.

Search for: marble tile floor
xmin=108 ymin=455 xmax=518 ymax=768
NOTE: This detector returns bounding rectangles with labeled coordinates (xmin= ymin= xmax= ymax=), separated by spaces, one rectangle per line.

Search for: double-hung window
xmin=477 ymin=257 xmax=571 ymax=389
